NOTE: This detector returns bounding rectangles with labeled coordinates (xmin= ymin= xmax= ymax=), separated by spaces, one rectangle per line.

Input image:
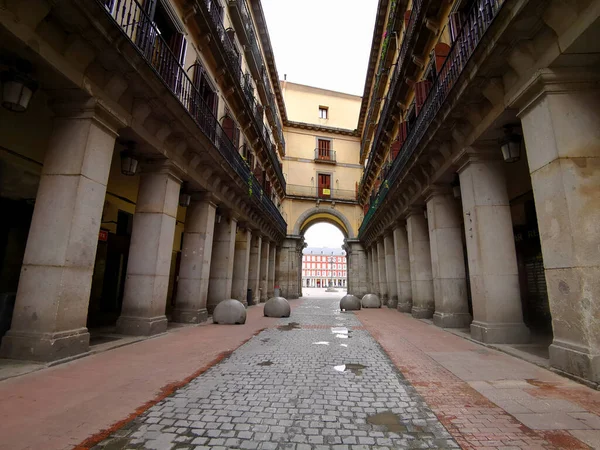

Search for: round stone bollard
xmin=361 ymin=293 xmax=382 ymax=308
xmin=340 ymin=294 xmax=361 ymax=311
xmin=213 ymin=299 xmax=247 ymax=324
xmin=264 ymin=296 xmax=291 ymax=318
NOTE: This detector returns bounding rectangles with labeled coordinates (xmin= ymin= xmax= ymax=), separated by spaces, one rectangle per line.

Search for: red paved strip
xmin=0 ymin=302 xmax=297 ymax=450
xmin=357 ymin=309 xmax=591 ymax=450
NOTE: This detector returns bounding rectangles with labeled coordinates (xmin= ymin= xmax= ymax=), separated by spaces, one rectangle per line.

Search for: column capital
xmin=140 ymin=158 xmax=185 ymax=184
xmin=49 ymin=95 xmax=127 ymax=136
xmin=423 ymin=184 xmax=452 ymax=203
xmin=509 ymin=67 xmax=600 ymax=117
xmin=403 ymin=205 xmax=426 ymax=220
xmin=190 ymin=191 xmax=218 ymax=208
xmin=454 ymin=146 xmax=503 ymax=174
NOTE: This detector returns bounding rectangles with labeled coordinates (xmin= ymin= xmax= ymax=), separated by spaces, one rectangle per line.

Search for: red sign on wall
xmin=99 ymin=230 xmax=108 ymax=242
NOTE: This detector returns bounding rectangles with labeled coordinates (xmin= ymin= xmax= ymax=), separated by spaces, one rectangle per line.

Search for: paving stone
xmin=92 ymin=296 xmax=457 ymax=449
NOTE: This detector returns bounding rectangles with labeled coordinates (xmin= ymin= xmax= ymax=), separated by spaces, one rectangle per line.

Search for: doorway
xmin=317 ymin=173 xmax=331 ymax=198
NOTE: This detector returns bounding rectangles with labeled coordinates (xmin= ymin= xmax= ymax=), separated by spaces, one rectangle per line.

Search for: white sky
xmin=304 ymin=223 xmax=345 ymax=248
xmin=261 ymin=0 xmax=379 ymax=96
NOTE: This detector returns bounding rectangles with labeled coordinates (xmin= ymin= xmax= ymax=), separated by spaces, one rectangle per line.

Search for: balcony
xmin=286 ymin=185 xmax=358 ymax=203
xmin=198 ymin=0 xmax=286 ymax=192
xmin=360 ymin=0 xmax=506 ymax=236
xmin=314 ymin=149 xmax=336 ymax=164
xmin=98 ymin=0 xmax=286 ymax=234
xmin=227 ymin=0 xmax=285 ymax=151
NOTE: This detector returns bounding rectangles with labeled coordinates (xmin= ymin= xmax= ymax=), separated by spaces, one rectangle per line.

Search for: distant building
xmin=302 ymin=247 xmax=347 ymax=288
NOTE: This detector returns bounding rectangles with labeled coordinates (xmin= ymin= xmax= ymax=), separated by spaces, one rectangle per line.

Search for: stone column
xmin=458 ymin=151 xmax=529 ymax=343
xmin=515 ymin=69 xmax=600 ymax=381
xmin=117 ymin=161 xmax=181 ymax=336
xmin=393 ymin=223 xmax=412 ymax=313
xmin=247 ymin=234 xmax=262 ymax=304
xmin=276 ymin=236 xmax=302 ymax=299
xmin=406 ymin=209 xmax=434 ymax=319
xmin=346 ymin=239 xmax=368 ymax=297
xmin=377 ymin=238 xmax=388 ymax=304
xmin=260 ymin=239 xmax=270 ymax=302
xmin=206 ymin=215 xmax=237 ymax=313
xmin=231 ymin=226 xmax=252 ymax=306
xmin=366 ymin=248 xmax=373 ymax=293
xmin=172 ymin=194 xmax=216 ymax=323
xmin=371 ymin=244 xmax=380 ymax=296
xmin=425 ymin=186 xmax=472 ymax=328
xmin=384 ymin=232 xmax=398 ymax=308
xmin=267 ymin=244 xmax=276 ymax=298
xmin=1 ymin=100 xmax=122 ymax=361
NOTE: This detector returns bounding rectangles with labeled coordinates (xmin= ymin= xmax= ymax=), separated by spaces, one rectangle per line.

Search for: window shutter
xmin=415 ymin=80 xmax=432 ymax=115
xmin=222 ymin=115 xmax=235 ymax=143
xmin=399 ymin=121 xmax=408 ymax=145
xmin=391 ymin=139 xmax=401 ymax=160
xmin=404 ymin=10 xmax=412 ymax=29
xmin=434 ymin=43 xmax=451 ymax=74
xmin=233 ymin=126 xmax=240 ymax=149
xmin=449 ymin=12 xmax=463 ymax=43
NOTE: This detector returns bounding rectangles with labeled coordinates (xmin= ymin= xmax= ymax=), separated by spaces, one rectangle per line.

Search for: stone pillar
xmin=377 ymin=238 xmax=388 ymax=304
xmin=206 ymin=215 xmax=237 ymax=313
xmin=366 ymin=248 xmax=373 ymax=293
xmin=371 ymin=244 xmax=380 ymax=296
xmin=393 ymin=223 xmax=412 ymax=313
xmin=172 ymin=194 xmax=216 ymax=323
xmin=425 ymin=186 xmax=472 ymax=328
xmin=346 ymin=239 xmax=368 ymax=297
xmin=515 ymin=69 xmax=600 ymax=381
xmin=267 ymin=244 xmax=276 ymax=298
xmin=260 ymin=239 xmax=270 ymax=302
xmin=384 ymin=232 xmax=398 ymax=308
xmin=247 ymin=234 xmax=262 ymax=304
xmin=276 ymin=236 xmax=302 ymax=299
xmin=406 ymin=209 xmax=434 ymax=319
xmin=117 ymin=161 xmax=181 ymax=336
xmin=0 ymin=100 xmax=122 ymax=361
xmin=231 ymin=226 xmax=252 ymax=306
xmin=458 ymin=151 xmax=529 ymax=343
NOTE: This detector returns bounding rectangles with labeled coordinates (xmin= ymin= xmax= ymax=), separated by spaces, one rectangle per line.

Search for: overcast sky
xmin=304 ymin=223 xmax=345 ymax=248
xmin=261 ymin=0 xmax=379 ymax=96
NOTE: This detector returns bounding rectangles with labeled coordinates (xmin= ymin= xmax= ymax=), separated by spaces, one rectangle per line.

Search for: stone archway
xmin=292 ymin=206 xmax=354 ymax=239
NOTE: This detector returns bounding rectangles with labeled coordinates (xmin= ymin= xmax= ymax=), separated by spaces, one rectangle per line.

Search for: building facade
xmin=356 ymin=0 xmax=600 ymax=386
xmin=0 ymin=0 xmax=289 ymax=362
xmin=302 ymin=247 xmax=347 ymax=288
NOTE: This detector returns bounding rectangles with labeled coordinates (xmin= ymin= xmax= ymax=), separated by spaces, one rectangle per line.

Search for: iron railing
xmin=360 ymin=0 xmax=506 ymax=236
xmin=314 ymin=149 xmax=336 ymax=163
xmin=99 ymin=0 xmax=286 ymax=233
xmin=361 ymin=0 xmax=424 ymax=191
xmin=286 ymin=184 xmax=357 ymax=202
xmin=202 ymin=0 xmax=286 ymax=191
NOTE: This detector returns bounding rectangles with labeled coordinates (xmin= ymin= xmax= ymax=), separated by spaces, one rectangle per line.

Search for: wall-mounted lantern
xmin=0 ymin=56 xmax=38 ymax=112
xmin=499 ymin=125 xmax=523 ymax=163
xmin=179 ymin=183 xmax=191 ymax=207
xmin=120 ymin=142 xmax=139 ymax=176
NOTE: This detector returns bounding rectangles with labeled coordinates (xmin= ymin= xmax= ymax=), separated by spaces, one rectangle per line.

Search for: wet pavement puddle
xmin=277 ymin=322 xmax=301 ymax=331
xmin=312 ymin=341 xmax=330 ymax=345
xmin=333 ymin=363 xmax=366 ymax=376
xmin=331 ymin=326 xmax=350 ymax=339
xmin=258 ymin=361 xmax=273 ymax=366
xmin=366 ymin=411 xmax=408 ymax=433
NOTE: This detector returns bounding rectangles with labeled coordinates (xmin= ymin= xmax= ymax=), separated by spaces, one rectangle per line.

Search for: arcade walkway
xmin=0 ymin=291 xmax=599 ymax=450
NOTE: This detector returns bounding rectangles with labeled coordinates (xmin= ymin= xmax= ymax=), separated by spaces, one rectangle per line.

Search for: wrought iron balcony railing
xmin=360 ymin=0 xmax=506 ymax=236
xmin=201 ymin=0 xmax=286 ymax=191
xmin=314 ymin=149 xmax=336 ymax=163
xmin=99 ymin=0 xmax=286 ymax=233
xmin=286 ymin=184 xmax=357 ymax=202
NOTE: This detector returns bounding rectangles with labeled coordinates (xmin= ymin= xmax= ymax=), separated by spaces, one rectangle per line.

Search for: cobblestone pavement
xmin=92 ymin=295 xmax=459 ymax=449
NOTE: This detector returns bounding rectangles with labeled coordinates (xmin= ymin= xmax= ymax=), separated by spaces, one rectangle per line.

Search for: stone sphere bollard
xmin=361 ymin=293 xmax=382 ymax=308
xmin=264 ymin=296 xmax=291 ymax=318
xmin=340 ymin=295 xmax=361 ymax=311
xmin=213 ymin=299 xmax=247 ymax=324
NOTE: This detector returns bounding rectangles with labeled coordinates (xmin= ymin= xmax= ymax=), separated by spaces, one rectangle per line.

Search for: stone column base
xmin=412 ymin=306 xmax=434 ymax=319
xmin=387 ymin=296 xmax=398 ymax=309
xmin=397 ymin=301 xmax=412 ymax=313
xmin=117 ymin=315 xmax=168 ymax=336
xmin=171 ymin=308 xmax=208 ymax=324
xmin=381 ymin=294 xmax=389 ymax=306
xmin=470 ymin=321 xmax=530 ymax=344
xmin=433 ymin=312 xmax=472 ymax=329
xmin=550 ymin=340 xmax=600 ymax=384
xmin=0 ymin=328 xmax=89 ymax=362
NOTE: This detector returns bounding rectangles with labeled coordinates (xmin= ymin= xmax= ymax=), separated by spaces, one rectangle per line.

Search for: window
xmin=318 ymin=173 xmax=331 ymax=198
xmin=319 ymin=106 xmax=328 ymax=119
xmin=316 ymin=139 xmax=331 ymax=160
